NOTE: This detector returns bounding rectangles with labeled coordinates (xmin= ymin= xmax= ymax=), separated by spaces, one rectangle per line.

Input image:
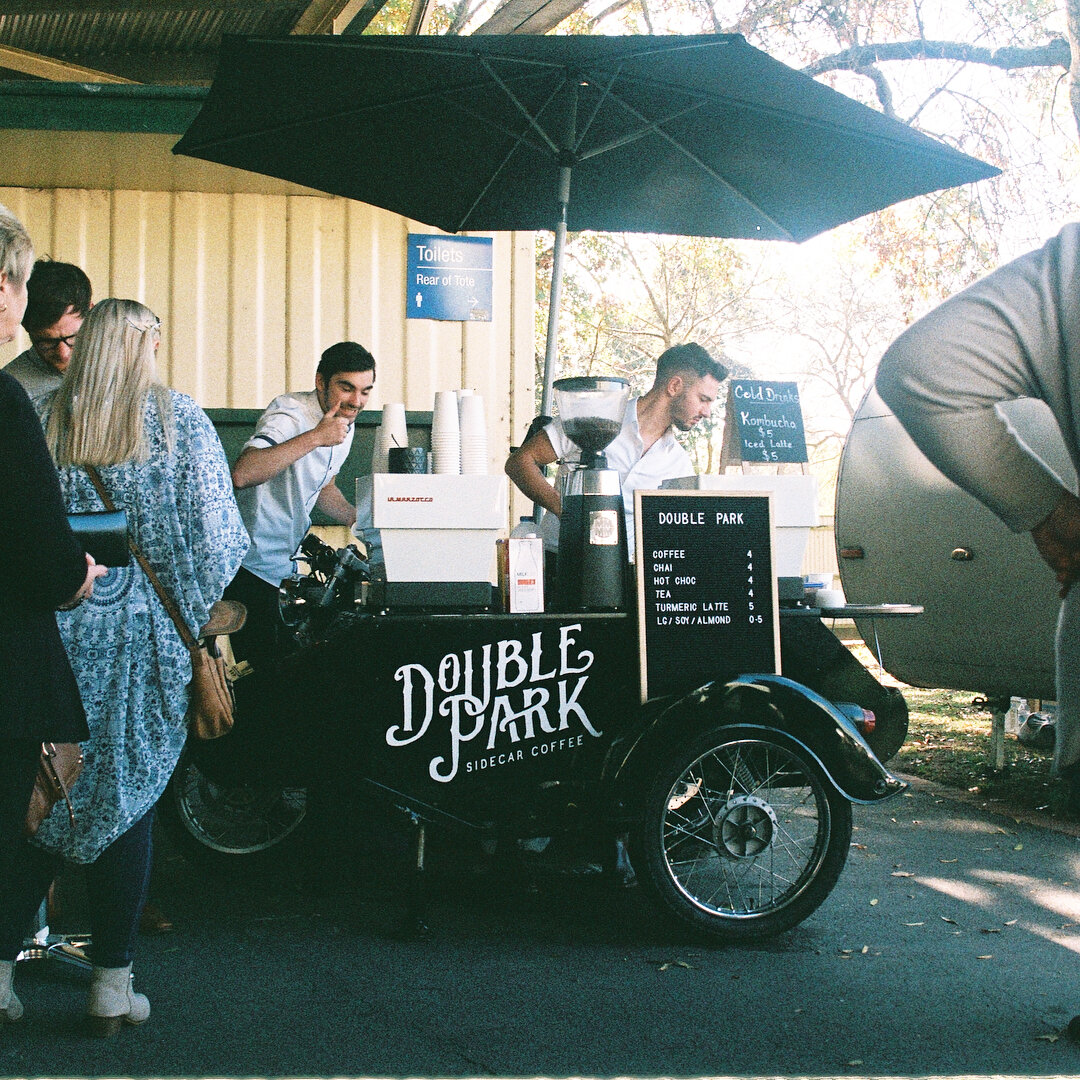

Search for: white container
xmin=381 ymin=402 xmax=408 ymax=449
xmin=431 ymin=434 xmax=461 ymax=475
xmin=459 ymin=393 xmax=488 ymax=475
xmin=508 ymin=535 xmax=544 ymax=612
xmin=373 ymin=473 xmax=507 ymax=583
xmin=1004 ymin=696 xmax=1027 ymax=735
xmin=371 ymin=422 xmax=389 ymax=474
xmin=432 ymin=390 xmax=460 ymax=433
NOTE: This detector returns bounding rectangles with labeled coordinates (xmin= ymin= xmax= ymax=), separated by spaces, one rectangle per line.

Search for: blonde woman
xmin=0 ymin=298 xmax=247 ymax=1035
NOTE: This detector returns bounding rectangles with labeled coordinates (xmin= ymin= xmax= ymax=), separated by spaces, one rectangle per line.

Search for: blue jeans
xmin=0 ymin=805 xmax=154 ymax=968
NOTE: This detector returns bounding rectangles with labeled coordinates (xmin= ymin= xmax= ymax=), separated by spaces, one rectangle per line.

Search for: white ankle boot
xmin=0 ymin=960 xmax=23 ymax=1023
xmin=86 ymin=964 xmax=150 ymax=1036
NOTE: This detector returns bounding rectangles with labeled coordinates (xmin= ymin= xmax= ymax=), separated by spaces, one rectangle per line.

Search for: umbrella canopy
xmin=174 ymin=33 xmax=999 ymax=410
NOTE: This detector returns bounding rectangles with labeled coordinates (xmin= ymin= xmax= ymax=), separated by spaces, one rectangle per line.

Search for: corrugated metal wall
xmin=802 ymin=517 xmax=839 ymax=583
xmin=0 ymin=187 xmax=538 ymax=494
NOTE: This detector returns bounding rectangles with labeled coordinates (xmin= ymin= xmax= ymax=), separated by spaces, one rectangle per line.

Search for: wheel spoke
xmin=657 ymin=737 xmax=834 ymax=922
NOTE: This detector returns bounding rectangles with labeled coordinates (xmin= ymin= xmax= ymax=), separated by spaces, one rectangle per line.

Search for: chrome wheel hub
xmin=714 ymin=794 xmax=777 ymax=859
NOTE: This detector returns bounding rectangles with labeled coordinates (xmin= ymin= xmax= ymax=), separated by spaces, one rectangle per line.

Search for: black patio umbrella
xmin=175 ymin=33 xmax=998 ymax=414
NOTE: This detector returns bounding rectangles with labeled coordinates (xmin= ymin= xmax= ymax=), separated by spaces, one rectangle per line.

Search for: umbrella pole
xmin=531 ymin=163 xmax=571 ymax=524
xmin=539 ymin=162 xmax=572 ymax=421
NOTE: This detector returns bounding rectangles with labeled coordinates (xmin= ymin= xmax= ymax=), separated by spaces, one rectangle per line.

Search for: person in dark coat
xmin=0 ymin=201 xmax=103 ymax=1025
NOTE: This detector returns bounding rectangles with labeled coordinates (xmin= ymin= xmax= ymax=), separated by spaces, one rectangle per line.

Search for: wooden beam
xmin=339 ymin=0 xmax=393 ymax=35
xmin=290 ymin=0 xmax=352 ymax=34
xmin=330 ymin=0 xmax=369 ymax=33
xmin=472 ymin=0 xmax=585 ymax=34
xmin=0 ymin=44 xmax=137 ymax=83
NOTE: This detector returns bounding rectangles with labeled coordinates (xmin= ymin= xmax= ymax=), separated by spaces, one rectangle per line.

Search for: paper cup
xmin=433 ymin=390 xmax=460 ymax=434
xmin=381 ymin=402 xmax=408 ymax=449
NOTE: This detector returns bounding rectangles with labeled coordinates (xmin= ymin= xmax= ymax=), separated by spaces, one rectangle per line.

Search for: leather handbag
xmin=84 ymin=467 xmax=246 ymax=741
xmin=66 ymin=509 xmax=130 ymax=567
xmin=25 ymin=741 xmax=84 ymax=837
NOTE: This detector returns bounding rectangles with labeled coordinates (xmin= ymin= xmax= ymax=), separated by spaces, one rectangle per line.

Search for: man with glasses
xmin=2 ymin=260 xmax=91 ymax=399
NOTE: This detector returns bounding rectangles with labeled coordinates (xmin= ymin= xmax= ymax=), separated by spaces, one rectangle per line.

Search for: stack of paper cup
xmin=372 ymin=403 xmax=407 ymax=473
xmin=371 ymin=424 xmax=388 ymax=474
xmin=458 ymin=393 xmax=488 ymax=475
xmin=431 ymin=390 xmax=461 ymax=474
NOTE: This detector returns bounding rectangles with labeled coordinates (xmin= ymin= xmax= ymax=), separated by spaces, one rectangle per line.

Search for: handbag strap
xmin=84 ymin=465 xmax=200 ymax=650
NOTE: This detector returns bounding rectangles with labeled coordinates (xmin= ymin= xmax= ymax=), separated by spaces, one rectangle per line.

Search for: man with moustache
xmin=225 ymin=340 xmax=375 ymax=668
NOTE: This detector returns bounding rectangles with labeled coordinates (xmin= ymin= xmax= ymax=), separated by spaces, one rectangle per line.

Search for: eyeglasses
xmin=32 ymin=333 xmax=78 ymax=354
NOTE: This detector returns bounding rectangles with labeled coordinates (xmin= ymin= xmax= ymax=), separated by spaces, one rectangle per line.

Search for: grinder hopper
xmin=553 ymin=376 xmax=630 ymax=611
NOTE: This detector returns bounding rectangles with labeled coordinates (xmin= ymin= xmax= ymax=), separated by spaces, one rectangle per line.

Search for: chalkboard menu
xmin=721 ymin=379 xmax=807 ymax=465
xmin=635 ymin=490 xmax=779 ymax=702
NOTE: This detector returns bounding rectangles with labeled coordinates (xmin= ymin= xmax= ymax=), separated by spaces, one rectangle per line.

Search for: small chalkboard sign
xmin=635 ymin=489 xmax=780 ymax=702
xmin=721 ymin=379 xmax=807 ymax=465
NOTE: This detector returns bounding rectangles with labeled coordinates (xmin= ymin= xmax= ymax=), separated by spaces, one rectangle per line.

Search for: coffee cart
xmin=164 ymin=466 xmax=907 ymax=945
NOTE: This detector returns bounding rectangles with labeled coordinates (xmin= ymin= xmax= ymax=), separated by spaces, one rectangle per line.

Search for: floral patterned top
xmin=34 ymin=389 xmax=248 ymax=863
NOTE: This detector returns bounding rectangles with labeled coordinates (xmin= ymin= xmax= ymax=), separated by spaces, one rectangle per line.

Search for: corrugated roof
xmin=0 ymin=1 xmax=589 ymax=85
xmin=0 ymin=3 xmax=310 ymax=82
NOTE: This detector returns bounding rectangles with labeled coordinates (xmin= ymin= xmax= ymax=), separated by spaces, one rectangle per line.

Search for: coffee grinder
xmin=553 ymin=376 xmax=630 ymax=611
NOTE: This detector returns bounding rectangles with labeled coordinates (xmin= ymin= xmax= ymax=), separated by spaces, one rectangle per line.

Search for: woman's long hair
xmin=46 ymin=298 xmax=173 ymax=467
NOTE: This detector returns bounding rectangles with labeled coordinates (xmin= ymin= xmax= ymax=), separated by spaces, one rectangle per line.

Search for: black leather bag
xmin=67 ymin=510 xmax=129 ymax=567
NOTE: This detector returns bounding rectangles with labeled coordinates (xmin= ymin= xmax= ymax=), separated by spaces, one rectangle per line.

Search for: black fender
xmin=604 ymin=674 xmax=906 ymax=810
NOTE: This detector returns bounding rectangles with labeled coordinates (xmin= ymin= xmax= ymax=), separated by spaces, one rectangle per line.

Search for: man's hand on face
xmin=313 ymin=401 xmax=353 ymax=447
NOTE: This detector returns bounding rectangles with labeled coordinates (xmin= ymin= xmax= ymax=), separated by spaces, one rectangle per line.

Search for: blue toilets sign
xmin=407 ymin=235 xmax=493 ymax=322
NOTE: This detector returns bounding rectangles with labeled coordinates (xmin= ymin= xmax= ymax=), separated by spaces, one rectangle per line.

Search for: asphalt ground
xmin=5 ymin=778 xmax=1080 ymax=1079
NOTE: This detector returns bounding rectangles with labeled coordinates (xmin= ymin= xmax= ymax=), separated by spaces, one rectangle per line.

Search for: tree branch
xmin=803 ymin=37 xmax=1072 ymax=78
xmin=856 ymin=63 xmax=896 ymax=118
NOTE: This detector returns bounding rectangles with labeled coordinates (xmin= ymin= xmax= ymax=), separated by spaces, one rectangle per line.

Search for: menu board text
xmin=636 ymin=490 xmax=779 ymax=701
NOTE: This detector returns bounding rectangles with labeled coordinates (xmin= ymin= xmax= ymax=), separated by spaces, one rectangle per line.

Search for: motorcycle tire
xmin=160 ymin=745 xmax=309 ymax=873
xmin=632 ymin=727 xmax=852 ymax=943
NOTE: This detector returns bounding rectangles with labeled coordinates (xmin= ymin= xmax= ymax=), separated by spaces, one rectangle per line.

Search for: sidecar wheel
xmin=161 ymin=746 xmax=309 ymax=872
xmin=633 ymin=729 xmax=852 ymax=943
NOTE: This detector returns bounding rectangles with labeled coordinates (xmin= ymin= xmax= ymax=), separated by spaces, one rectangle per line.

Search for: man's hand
xmin=233 ymin=403 xmax=354 ymax=490
xmin=1031 ymin=490 xmax=1080 ymax=598
xmin=505 ymin=431 xmax=561 ymax=517
xmin=312 ymin=401 xmax=353 ymax=448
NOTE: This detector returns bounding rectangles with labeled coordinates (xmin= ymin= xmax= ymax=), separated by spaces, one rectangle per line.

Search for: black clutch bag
xmin=67 ymin=510 xmax=130 ymax=567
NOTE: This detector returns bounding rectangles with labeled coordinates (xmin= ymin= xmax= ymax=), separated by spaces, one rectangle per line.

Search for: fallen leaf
xmin=940 ymin=858 xmax=958 ymax=864
xmin=1036 ymin=1033 xmax=1060 ymax=1043
xmin=1014 ymin=844 xmax=1024 ymax=851
xmin=891 ymin=871 xmax=915 ymax=878
xmin=839 ymin=948 xmax=853 ymax=955
xmin=851 ymin=843 xmax=867 ymax=850
xmin=976 ymin=955 xmax=993 ymax=960
xmin=861 ymin=945 xmax=869 ymax=954
xmin=658 ymin=960 xmax=692 ymax=971
xmin=870 ymin=898 xmax=879 ymax=906
xmin=941 ymin=916 xmax=958 ymax=925
xmin=1005 ymin=919 xmax=1018 ymax=926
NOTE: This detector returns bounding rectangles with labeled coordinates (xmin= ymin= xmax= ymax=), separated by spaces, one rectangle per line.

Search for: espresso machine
xmin=553 ymin=376 xmax=630 ymax=611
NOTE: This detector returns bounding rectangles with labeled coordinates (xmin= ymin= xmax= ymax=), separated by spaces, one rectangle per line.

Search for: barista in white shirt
xmin=225 ymin=341 xmax=375 ymax=667
xmin=505 ymin=342 xmax=727 ymax=561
